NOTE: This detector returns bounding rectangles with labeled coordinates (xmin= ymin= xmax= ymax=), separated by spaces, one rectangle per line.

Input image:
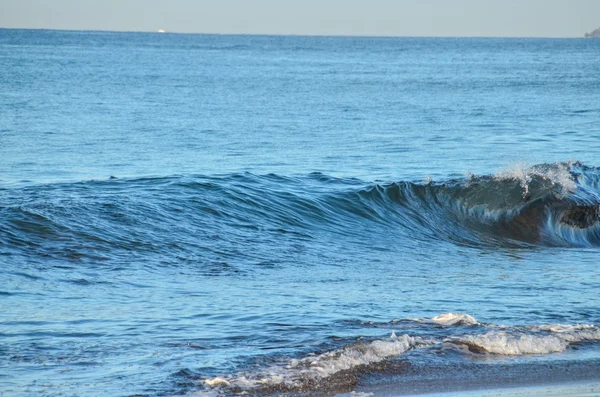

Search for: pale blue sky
xmin=1 ymin=0 xmax=599 ymax=37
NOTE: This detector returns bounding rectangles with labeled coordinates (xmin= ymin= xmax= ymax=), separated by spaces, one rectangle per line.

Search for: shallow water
xmin=1 ymin=30 xmax=600 ymax=396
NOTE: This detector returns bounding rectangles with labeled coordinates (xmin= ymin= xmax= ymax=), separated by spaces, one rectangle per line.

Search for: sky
xmin=1 ymin=0 xmax=599 ymax=37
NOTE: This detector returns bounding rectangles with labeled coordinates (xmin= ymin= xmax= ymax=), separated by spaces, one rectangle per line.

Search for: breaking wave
xmin=2 ymin=161 xmax=600 ymax=259
xmin=199 ymin=313 xmax=600 ymax=396
xmin=453 ymin=324 xmax=600 ymax=355
xmin=203 ymin=334 xmax=429 ymax=393
xmin=358 ymin=161 xmax=600 ymax=247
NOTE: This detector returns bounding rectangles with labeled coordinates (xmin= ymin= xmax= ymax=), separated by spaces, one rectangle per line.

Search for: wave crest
xmin=362 ymin=161 xmax=600 ymax=247
xmin=454 ymin=325 xmax=600 ymax=355
xmin=2 ymin=162 xmax=600 ymax=258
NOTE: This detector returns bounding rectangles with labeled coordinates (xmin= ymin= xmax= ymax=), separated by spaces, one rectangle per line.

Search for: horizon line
xmin=0 ymin=26 xmax=587 ymax=40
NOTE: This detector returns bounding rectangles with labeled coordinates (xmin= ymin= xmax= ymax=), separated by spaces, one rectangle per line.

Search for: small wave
xmin=455 ymin=332 xmax=568 ymax=355
xmin=444 ymin=315 xmax=600 ymax=356
xmin=453 ymin=325 xmax=600 ymax=355
xmin=203 ymin=333 xmax=430 ymax=395
xmin=199 ymin=313 xmax=600 ymax=396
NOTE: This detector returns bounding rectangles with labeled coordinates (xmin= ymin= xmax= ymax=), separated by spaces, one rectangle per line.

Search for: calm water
xmin=1 ymin=29 xmax=600 ymax=396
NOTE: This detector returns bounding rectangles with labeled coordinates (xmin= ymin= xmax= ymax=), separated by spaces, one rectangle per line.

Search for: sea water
xmin=1 ymin=29 xmax=600 ymax=396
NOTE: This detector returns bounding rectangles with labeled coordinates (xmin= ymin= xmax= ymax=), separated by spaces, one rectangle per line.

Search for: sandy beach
xmin=403 ymin=381 xmax=600 ymax=397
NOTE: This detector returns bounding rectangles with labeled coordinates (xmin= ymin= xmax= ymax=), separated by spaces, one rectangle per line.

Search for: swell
xmin=1 ymin=162 xmax=600 ymax=264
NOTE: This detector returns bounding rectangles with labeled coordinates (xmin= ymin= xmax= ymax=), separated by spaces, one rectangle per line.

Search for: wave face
xmin=363 ymin=161 xmax=600 ymax=248
xmin=2 ymin=162 xmax=600 ymax=260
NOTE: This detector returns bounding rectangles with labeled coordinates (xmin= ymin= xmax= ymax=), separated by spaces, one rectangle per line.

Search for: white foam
xmin=204 ymin=333 xmax=428 ymax=391
xmin=203 ymin=377 xmax=230 ymax=387
xmin=408 ymin=312 xmax=480 ymax=326
xmin=457 ymin=332 xmax=568 ymax=355
xmin=496 ymin=161 xmax=533 ymax=195
xmin=539 ymin=324 xmax=600 ymax=343
xmin=532 ymin=323 xmax=597 ymax=333
xmin=455 ymin=324 xmax=600 ymax=355
xmin=300 ymin=333 xmax=418 ymax=378
xmin=201 ymin=316 xmax=600 ymax=395
xmin=432 ymin=313 xmax=479 ymax=326
xmin=495 ymin=162 xmax=577 ymax=197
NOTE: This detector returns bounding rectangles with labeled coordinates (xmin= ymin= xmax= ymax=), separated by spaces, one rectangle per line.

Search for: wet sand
xmin=355 ymin=356 xmax=600 ymax=397
xmin=403 ymin=381 xmax=600 ymax=397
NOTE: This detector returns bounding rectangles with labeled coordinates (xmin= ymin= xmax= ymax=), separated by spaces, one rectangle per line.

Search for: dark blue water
xmin=1 ymin=29 xmax=600 ymax=396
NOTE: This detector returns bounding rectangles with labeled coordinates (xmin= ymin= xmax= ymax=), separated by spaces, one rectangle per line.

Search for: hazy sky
xmin=1 ymin=0 xmax=599 ymax=37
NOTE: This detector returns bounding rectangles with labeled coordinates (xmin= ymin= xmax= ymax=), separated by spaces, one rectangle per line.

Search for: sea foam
xmin=407 ymin=312 xmax=479 ymax=326
xmin=495 ymin=161 xmax=577 ymax=198
xmin=432 ymin=312 xmax=479 ymax=326
xmin=202 ymin=313 xmax=600 ymax=394
xmin=203 ymin=314 xmax=600 ymax=393
xmin=204 ymin=333 xmax=429 ymax=392
xmin=453 ymin=323 xmax=600 ymax=355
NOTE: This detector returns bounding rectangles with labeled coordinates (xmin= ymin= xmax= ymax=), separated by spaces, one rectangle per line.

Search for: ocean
xmin=1 ymin=29 xmax=600 ymax=396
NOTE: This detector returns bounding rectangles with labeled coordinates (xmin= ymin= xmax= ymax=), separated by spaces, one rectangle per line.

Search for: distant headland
xmin=585 ymin=26 xmax=600 ymax=38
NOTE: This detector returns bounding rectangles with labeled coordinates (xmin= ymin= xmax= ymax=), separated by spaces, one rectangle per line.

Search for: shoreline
xmin=401 ymin=380 xmax=600 ymax=397
xmin=352 ymin=355 xmax=600 ymax=397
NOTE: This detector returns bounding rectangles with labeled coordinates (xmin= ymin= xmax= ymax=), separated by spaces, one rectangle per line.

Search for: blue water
xmin=1 ymin=29 xmax=600 ymax=396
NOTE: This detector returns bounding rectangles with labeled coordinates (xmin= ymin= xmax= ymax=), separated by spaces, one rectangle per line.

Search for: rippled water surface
xmin=1 ymin=30 xmax=600 ymax=396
